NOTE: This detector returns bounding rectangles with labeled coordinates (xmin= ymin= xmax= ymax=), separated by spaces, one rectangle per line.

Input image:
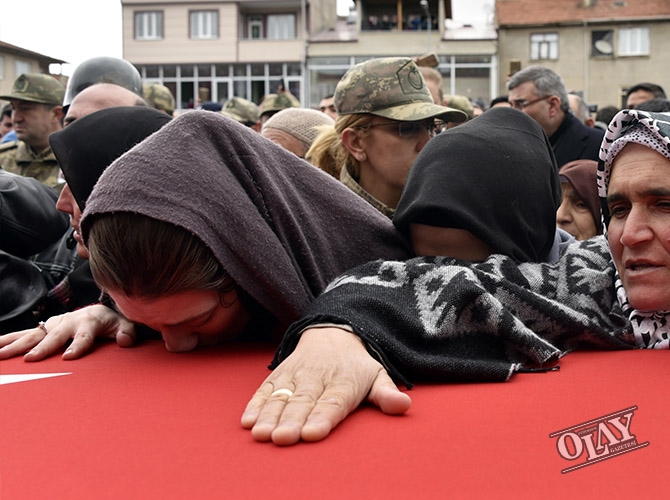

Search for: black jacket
xmin=550 ymin=112 xmax=604 ymax=168
xmin=0 ymin=169 xmax=68 ymax=258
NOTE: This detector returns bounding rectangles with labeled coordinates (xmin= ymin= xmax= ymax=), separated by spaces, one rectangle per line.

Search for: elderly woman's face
xmin=607 ymin=143 xmax=670 ymax=311
xmin=556 ymin=182 xmax=598 ymax=241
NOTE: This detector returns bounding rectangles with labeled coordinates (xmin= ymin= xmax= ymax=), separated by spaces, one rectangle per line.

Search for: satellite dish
xmin=595 ymin=39 xmax=613 ymax=55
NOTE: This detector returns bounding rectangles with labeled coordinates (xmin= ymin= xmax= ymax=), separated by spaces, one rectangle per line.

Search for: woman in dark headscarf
xmin=394 ymin=107 xmax=568 ymax=263
xmin=0 ymin=107 xmax=172 ymax=335
xmin=1 ymin=110 xmax=411 ymax=357
xmin=52 ymin=106 xmax=173 ymax=260
xmin=242 ymin=110 xmax=670 ymax=445
xmin=556 ymin=159 xmax=602 ymax=240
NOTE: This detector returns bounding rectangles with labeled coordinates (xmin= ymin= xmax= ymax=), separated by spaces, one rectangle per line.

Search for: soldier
xmin=221 ymin=96 xmax=262 ymax=132
xmin=258 ymin=91 xmax=300 ymax=124
xmin=62 ymin=56 xmax=143 ymax=111
xmin=0 ymin=73 xmax=65 ymax=189
xmin=143 ymin=82 xmax=176 ymax=116
xmin=1 ymin=104 xmax=14 ymax=140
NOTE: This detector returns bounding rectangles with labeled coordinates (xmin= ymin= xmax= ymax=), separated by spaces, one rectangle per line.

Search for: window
xmin=267 ymin=14 xmax=296 ymax=39
xmin=15 ymin=60 xmax=32 ymax=76
xmin=135 ymin=11 xmax=163 ymax=40
xmin=248 ymin=15 xmax=263 ymax=39
xmin=619 ymin=27 xmax=649 ymax=56
xmin=191 ymin=10 xmax=218 ymax=39
xmin=591 ymin=30 xmax=614 ymax=57
xmin=0 ymin=57 xmax=4 ymax=79
xmin=530 ymin=33 xmax=558 ymax=60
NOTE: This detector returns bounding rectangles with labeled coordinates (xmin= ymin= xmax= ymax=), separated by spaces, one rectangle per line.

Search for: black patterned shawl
xmin=274 ymin=236 xmax=634 ymax=385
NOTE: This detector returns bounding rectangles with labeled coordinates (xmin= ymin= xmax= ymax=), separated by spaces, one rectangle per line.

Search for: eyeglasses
xmin=509 ymin=95 xmax=552 ymax=110
xmin=363 ymin=119 xmax=437 ymax=138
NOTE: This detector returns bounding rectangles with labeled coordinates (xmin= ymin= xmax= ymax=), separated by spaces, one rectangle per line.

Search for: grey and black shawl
xmin=273 ymin=236 xmax=635 ymax=386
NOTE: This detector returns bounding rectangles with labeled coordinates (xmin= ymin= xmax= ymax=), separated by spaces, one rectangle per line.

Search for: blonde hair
xmin=305 ymin=125 xmax=340 ymax=178
xmin=307 ymin=114 xmax=375 ymax=179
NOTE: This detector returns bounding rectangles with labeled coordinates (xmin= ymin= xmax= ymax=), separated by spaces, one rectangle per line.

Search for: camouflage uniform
xmin=444 ymin=94 xmax=475 ymax=120
xmin=333 ymin=57 xmax=467 ymax=217
xmin=221 ymin=97 xmax=261 ymax=126
xmin=334 ymin=57 xmax=466 ymax=123
xmin=0 ymin=73 xmax=65 ymax=189
xmin=259 ymin=92 xmax=300 ymax=120
xmin=143 ymin=82 xmax=176 ymax=116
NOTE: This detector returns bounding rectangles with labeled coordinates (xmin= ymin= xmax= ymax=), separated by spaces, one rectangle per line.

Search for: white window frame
xmin=618 ymin=27 xmax=649 ymax=57
xmin=530 ymin=32 xmax=559 ymax=61
xmin=267 ymin=14 xmax=296 ymax=40
xmin=190 ymin=10 xmax=218 ymax=40
xmin=135 ymin=11 xmax=163 ymax=40
xmin=248 ymin=15 xmax=263 ymax=39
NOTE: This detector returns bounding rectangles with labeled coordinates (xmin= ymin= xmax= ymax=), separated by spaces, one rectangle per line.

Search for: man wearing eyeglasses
xmin=507 ymin=66 xmax=603 ymax=168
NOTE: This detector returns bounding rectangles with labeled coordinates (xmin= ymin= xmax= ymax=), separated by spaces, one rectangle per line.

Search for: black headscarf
xmin=49 ymin=106 xmax=172 ymax=211
xmin=394 ymin=107 xmax=561 ymax=263
xmin=81 ymin=111 xmax=412 ymax=329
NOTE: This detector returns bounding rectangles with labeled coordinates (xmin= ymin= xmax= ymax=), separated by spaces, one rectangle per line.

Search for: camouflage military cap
xmin=259 ymin=92 xmax=300 ymax=116
xmin=334 ymin=57 xmax=466 ymax=123
xmin=444 ymin=94 xmax=474 ymax=120
xmin=143 ymin=83 xmax=176 ymax=115
xmin=0 ymin=73 xmax=65 ymax=105
xmin=221 ymin=97 xmax=260 ymax=125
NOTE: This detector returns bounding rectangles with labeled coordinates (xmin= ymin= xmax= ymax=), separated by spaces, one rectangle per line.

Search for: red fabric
xmin=1 ymin=341 xmax=666 ymax=499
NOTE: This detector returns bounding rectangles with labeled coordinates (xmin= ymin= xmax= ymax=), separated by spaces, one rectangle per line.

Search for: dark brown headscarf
xmin=81 ymin=111 xmax=412 ymax=328
xmin=558 ymin=159 xmax=602 ymax=235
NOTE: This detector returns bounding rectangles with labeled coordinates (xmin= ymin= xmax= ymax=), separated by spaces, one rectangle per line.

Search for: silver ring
xmin=271 ymin=388 xmax=293 ymax=398
xmin=37 ymin=321 xmax=48 ymax=334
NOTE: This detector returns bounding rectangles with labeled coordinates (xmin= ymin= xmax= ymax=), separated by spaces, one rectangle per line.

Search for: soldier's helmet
xmin=333 ymin=57 xmax=466 ymax=124
xmin=0 ymin=73 xmax=65 ymax=105
xmin=143 ymin=83 xmax=176 ymax=115
xmin=259 ymin=92 xmax=300 ymax=119
xmin=221 ymin=97 xmax=261 ymax=126
xmin=63 ymin=56 xmax=143 ymax=107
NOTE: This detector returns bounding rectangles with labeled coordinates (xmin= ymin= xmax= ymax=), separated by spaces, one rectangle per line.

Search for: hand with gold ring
xmin=0 ymin=304 xmax=137 ymax=361
xmin=241 ymin=327 xmax=411 ymax=446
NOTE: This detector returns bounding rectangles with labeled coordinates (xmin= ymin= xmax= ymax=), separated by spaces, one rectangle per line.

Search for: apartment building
xmin=121 ymin=0 xmax=497 ymax=110
xmin=122 ymin=0 xmax=337 ymax=110
xmin=308 ymin=0 xmax=497 ymax=107
xmin=497 ymin=0 xmax=670 ymax=110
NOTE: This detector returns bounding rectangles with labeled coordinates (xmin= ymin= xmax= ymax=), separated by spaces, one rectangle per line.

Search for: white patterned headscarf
xmin=597 ymin=109 xmax=670 ymax=348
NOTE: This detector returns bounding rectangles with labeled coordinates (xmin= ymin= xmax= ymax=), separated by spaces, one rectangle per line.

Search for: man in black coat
xmin=508 ymin=66 xmax=604 ymax=168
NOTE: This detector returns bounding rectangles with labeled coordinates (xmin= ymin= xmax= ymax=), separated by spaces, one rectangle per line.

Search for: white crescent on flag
xmin=0 ymin=373 xmax=72 ymax=385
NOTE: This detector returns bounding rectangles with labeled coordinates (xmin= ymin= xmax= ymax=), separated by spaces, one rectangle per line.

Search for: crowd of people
xmin=1 ymin=55 xmax=669 ymax=446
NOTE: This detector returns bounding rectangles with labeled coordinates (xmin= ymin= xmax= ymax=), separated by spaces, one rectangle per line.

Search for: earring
xmin=358 ymin=153 xmax=367 ymax=161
